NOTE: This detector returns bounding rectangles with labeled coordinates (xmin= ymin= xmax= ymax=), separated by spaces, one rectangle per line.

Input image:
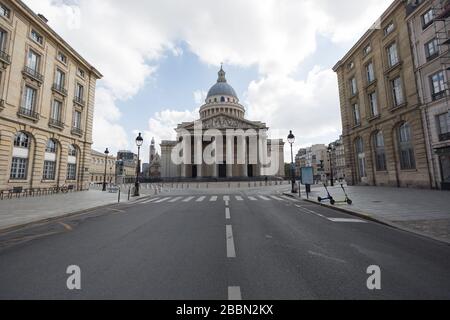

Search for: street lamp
xmin=287 ymin=130 xmax=296 ymax=193
xmin=134 ymin=132 xmax=144 ymax=197
xmin=102 ymin=148 xmax=109 ymax=191
xmin=327 ymin=144 xmax=335 ymax=187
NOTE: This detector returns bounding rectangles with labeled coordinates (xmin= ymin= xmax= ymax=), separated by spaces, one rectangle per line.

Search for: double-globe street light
xmin=134 ymin=132 xmax=144 ymax=197
xmin=287 ymin=130 xmax=296 ymax=193
xmin=102 ymin=148 xmax=109 ymax=191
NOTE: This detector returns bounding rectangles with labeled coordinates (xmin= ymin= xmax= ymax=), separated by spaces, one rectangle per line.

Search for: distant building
xmin=329 ymin=137 xmax=346 ymax=181
xmin=90 ymin=149 xmax=116 ymax=185
xmin=147 ymin=137 xmax=161 ymax=178
xmin=116 ymin=150 xmax=137 ymax=184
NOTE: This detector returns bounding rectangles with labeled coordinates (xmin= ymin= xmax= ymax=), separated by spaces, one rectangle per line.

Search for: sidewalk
xmin=297 ymin=184 xmax=450 ymax=244
xmin=0 ymin=189 xmax=140 ymax=231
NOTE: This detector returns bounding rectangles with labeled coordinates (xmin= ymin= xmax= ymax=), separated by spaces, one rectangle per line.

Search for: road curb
xmin=0 ymin=195 xmax=151 ymax=236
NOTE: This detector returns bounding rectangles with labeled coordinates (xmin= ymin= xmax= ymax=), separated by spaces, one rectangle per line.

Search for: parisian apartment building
xmin=0 ymin=0 xmax=102 ymax=192
xmin=333 ymin=0 xmax=450 ymax=190
xmin=90 ymin=149 xmax=116 ymax=185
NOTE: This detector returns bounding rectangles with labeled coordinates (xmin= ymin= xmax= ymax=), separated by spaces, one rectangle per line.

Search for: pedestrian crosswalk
xmin=136 ymin=194 xmax=291 ymax=205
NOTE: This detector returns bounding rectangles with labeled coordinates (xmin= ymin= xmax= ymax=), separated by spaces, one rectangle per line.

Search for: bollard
xmin=128 ymin=188 xmax=131 ymax=201
xmin=118 ymin=188 xmax=121 ymax=203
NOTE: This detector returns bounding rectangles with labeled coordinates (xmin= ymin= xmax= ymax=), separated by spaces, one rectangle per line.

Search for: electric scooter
xmin=333 ymin=184 xmax=353 ymax=205
xmin=318 ymin=184 xmax=335 ymax=205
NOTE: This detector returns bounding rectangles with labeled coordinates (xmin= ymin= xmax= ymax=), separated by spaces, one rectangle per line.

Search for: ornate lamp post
xmin=102 ymin=148 xmax=109 ymax=191
xmin=327 ymin=144 xmax=335 ymax=187
xmin=287 ymin=130 xmax=296 ymax=193
xmin=134 ymin=132 xmax=144 ymax=197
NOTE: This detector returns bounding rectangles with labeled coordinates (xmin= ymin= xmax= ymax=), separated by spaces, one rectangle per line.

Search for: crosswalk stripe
xmin=328 ymin=218 xmax=367 ymax=223
xmin=169 ymin=197 xmax=183 ymax=203
xmin=223 ymin=196 xmax=230 ymax=201
xmin=196 ymin=196 xmax=206 ymax=202
xmin=210 ymin=196 xmax=218 ymax=202
xmin=258 ymin=195 xmax=271 ymax=201
xmin=235 ymin=196 xmax=244 ymax=201
xmin=154 ymin=197 xmax=171 ymax=203
xmin=183 ymin=196 xmax=195 ymax=202
xmin=270 ymin=196 xmax=284 ymax=201
xmin=248 ymin=196 xmax=257 ymax=201
xmin=141 ymin=198 xmax=160 ymax=204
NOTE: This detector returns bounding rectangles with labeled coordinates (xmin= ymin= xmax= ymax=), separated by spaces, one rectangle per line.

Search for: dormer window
xmin=384 ymin=22 xmax=395 ymax=36
xmin=0 ymin=3 xmax=10 ymax=19
xmin=347 ymin=61 xmax=354 ymax=70
xmin=77 ymin=67 xmax=85 ymax=78
xmin=364 ymin=44 xmax=372 ymax=55
xmin=30 ymin=29 xmax=43 ymax=45
xmin=57 ymin=52 xmax=67 ymax=64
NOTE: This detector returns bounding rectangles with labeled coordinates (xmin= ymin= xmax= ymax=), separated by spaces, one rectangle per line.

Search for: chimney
xmin=37 ymin=14 xmax=48 ymax=23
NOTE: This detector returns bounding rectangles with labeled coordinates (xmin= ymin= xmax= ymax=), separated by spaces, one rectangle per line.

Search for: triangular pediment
xmin=179 ymin=113 xmax=266 ymax=130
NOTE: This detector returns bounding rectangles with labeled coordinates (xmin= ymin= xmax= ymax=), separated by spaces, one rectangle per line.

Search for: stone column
xmin=241 ymin=137 xmax=248 ymax=177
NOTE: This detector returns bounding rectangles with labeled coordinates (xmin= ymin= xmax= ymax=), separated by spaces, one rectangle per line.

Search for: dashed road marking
xmin=328 ymin=218 xmax=367 ymax=223
xmin=210 ymin=196 xmax=218 ymax=202
xmin=226 ymin=225 xmax=236 ymax=258
xmin=225 ymin=207 xmax=231 ymax=220
xmin=223 ymin=196 xmax=230 ymax=202
xmin=228 ymin=286 xmax=242 ymax=300
xmin=235 ymin=196 xmax=244 ymax=201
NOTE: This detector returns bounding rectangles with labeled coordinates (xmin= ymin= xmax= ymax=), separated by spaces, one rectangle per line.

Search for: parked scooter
xmin=318 ymin=184 xmax=335 ymax=205
xmin=333 ymin=184 xmax=353 ymax=205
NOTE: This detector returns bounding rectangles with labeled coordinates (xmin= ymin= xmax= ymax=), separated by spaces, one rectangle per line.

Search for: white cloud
xmin=193 ymin=90 xmax=207 ymax=104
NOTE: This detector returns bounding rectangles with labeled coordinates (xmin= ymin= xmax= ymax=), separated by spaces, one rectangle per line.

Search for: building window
xmin=384 ymin=22 xmax=395 ymax=36
xmin=422 ymin=8 xmax=434 ymax=29
xmin=0 ymin=28 xmax=7 ymax=53
xmin=45 ymin=139 xmax=57 ymax=153
xmin=10 ymin=132 xmax=31 ymax=180
xmin=43 ymin=160 xmax=56 ymax=180
xmin=14 ymin=132 xmax=30 ymax=148
xmin=350 ymin=77 xmax=357 ymax=95
xmin=347 ymin=61 xmax=355 ymax=70
xmin=355 ymin=137 xmax=366 ymax=178
xmin=221 ymin=96 xmax=225 ymax=102
xmin=0 ymin=3 xmax=10 ymax=19
xmin=77 ymin=68 xmax=85 ymax=78
xmin=57 ymin=52 xmax=67 ymax=64
xmin=55 ymin=69 xmax=65 ymax=88
xmin=368 ymin=92 xmax=379 ymax=116
xmin=437 ymin=113 xmax=449 ymax=135
xmin=430 ymin=70 xmax=446 ymax=101
xmin=30 ymin=29 xmax=43 ymax=45
xmin=67 ymin=163 xmax=76 ymax=180
xmin=68 ymin=144 xmax=77 ymax=157
xmin=352 ymin=103 xmax=361 ymax=126
xmin=51 ymin=99 xmax=62 ymax=121
xmin=366 ymin=62 xmax=375 ymax=83
xmin=10 ymin=157 xmax=28 ymax=180
xmin=363 ymin=44 xmax=372 ymax=55
xmin=22 ymin=85 xmax=37 ymax=111
xmin=392 ymin=77 xmax=404 ymax=106
xmin=373 ymin=131 xmax=387 ymax=171
xmin=398 ymin=123 xmax=416 ymax=170
xmin=73 ymin=110 xmax=82 ymax=129
xmin=387 ymin=43 xmax=399 ymax=67
xmin=75 ymin=83 xmax=84 ymax=100
xmin=27 ymin=49 xmax=40 ymax=72
xmin=425 ymin=38 xmax=439 ymax=61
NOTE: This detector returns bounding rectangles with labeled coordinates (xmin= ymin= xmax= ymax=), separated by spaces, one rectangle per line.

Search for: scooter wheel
xmin=347 ymin=199 xmax=353 ymax=205
xmin=318 ymin=197 xmax=322 ymax=202
xmin=330 ymin=199 xmax=335 ymax=205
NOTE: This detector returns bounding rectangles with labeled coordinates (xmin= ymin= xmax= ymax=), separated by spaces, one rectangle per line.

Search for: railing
xmin=432 ymin=90 xmax=446 ymax=101
xmin=0 ymin=185 xmax=80 ymax=200
xmin=52 ymin=83 xmax=67 ymax=96
xmin=49 ymin=118 xmax=64 ymax=128
xmin=18 ymin=107 xmax=39 ymax=120
xmin=0 ymin=50 xmax=11 ymax=64
xmin=22 ymin=67 xmax=44 ymax=82
xmin=439 ymin=132 xmax=450 ymax=142
xmin=71 ymin=126 xmax=83 ymax=136
xmin=73 ymin=96 xmax=86 ymax=107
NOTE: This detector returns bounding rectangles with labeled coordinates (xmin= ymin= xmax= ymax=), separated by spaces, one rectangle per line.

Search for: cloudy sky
xmin=24 ymin=0 xmax=392 ymax=163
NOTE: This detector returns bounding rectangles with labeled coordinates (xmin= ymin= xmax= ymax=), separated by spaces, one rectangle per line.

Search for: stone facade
xmin=406 ymin=0 xmax=450 ymax=190
xmin=333 ymin=0 xmax=432 ymax=188
xmin=0 ymin=0 xmax=102 ymax=192
xmin=90 ymin=149 xmax=116 ymax=185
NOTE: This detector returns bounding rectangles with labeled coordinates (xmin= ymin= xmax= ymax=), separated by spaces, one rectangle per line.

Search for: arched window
xmin=398 ymin=123 xmax=416 ymax=170
xmin=221 ymin=96 xmax=225 ymax=102
xmin=373 ymin=131 xmax=387 ymax=171
xmin=43 ymin=139 xmax=57 ymax=180
xmin=11 ymin=132 xmax=31 ymax=180
xmin=355 ymin=137 xmax=366 ymax=178
xmin=214 ymin=98 xmax=217 ymax=103
xmin=67 ymin=144 xmax=77 ymax=180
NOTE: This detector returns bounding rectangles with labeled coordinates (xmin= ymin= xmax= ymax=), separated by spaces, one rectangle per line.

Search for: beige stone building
xmin=160 ymin=67 xmax=285 ymax=179
xmin=406 ymin=0 xmax=450 ymax=190
xmin=0 ymin=0 xmax=102 ymax=193
xmin=333 ymin=0 xmax=432 ymax=188
xmin=90 ymin=149 xmax=116 ymax=185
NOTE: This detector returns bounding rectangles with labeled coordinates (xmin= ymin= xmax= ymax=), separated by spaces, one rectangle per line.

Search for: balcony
xmin=73 ymin=96 xmax=86 ymax=108
xmin=432 ymin=90 xmax=446 ymax=101
xmin=71 ymin=127 xmax=83 ymax=136
xmin=22 ymin=67 xmax=44 ymax=83
xmin=49 ymin=118 xmax=64 ymax=129
xmin=18 ymin=107 xmax=39 ymax=121
xmin=52 ymin=83 xmax=67 ymax=96
xmin=439 ymin=132 xmax=450 ymax=142
xmin=0 ymin=50 xmax=11 ymax=65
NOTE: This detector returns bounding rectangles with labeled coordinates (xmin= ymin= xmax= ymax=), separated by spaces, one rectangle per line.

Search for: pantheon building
xmin=160 ymin=67 xmax=285 ymax=179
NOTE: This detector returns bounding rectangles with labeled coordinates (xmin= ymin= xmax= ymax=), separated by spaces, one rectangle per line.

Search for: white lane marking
xmin=258 ymin=195 xmax=271 ymax=201
xmin=226 ymin=225 xmax=236 ymax=258
xmin=169 ymin=196 xmax=183 ymax=203
xmin=228 ymin=286 xmax=242 ymax=301
xmin=210 ymin=196 xmax=218 ymax=202
xmin=225 ymin=201 xmax=229 ymax=207
xmin=235 ymin=196 xmax=244 ymax=201
xmin=223 ymin=196 xmax=230 ymax=201
xmin=183 ymin=196 xmax=195 ymax=202
xmin=270 ymin=196 xmax=284 ymax=201
xmin=295 ymin=205 xmax=325 ymax=217
xmin=141 ymin=198 xmax=160 ymax=204
xmin=248 ymin=196 xmax=257 ymax=201
xmin=154 ymin=197 xmax=171 ymax=203
xmin=196 ymin=196 xmax=206 ymax=202
xmin=328 ymin=218 xmax=367 ymax=223
xmin=225 ymin=207 xmax=231 ymax=220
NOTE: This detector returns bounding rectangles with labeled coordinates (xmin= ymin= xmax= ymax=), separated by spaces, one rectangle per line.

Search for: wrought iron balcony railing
xmin=73 ymin=96 xmax=86 ymax=107
xmin=439 ymin=132 xmax=450 ymax=142
xmin=52 ymin=83 xmax=67 ymax=96
xmin=49 ymin=118 xmax=64 ymax=129
xmin=22 ymin=67 xmax=44 ymax=83
xmin=71 ymin=127 xmax=83 ymax=136
xmin=18 ymin=107 xmax=39 ymax=120
xmin=0 ymin=50 xmax=11 ymax=64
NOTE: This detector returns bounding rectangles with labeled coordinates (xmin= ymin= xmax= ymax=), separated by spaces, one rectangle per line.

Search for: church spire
xmin=217 ymin=64 xmax=227 ymax=83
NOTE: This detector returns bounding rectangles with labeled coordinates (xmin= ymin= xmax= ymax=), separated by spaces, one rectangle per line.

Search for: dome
xmin=206 ymin=67 xmax=238 ymax=99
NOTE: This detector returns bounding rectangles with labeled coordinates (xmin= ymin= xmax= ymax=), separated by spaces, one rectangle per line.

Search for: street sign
xmin=301 ymin=167 xmax=314 ymax=185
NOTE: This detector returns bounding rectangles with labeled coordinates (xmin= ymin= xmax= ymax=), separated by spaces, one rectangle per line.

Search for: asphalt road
xmin=0 ymin=190 xmax=449 ymax=300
